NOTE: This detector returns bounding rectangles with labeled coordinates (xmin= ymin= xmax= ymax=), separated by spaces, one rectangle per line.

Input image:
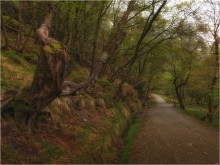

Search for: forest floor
xmin=128 ymin=94 xmax=219 ymax=164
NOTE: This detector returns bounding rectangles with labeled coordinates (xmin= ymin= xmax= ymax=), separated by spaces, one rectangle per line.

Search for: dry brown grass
xmin=1 ymin=55 xmax=34 ymax=93
xmin=1 ymin=52 xmax=140 ymax=164
xmin=122 ymin=83 xmax=142 ymax=114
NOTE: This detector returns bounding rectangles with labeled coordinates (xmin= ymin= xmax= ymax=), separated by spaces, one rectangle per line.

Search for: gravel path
xmin=129 ymin=94 xmax=219 ymax=164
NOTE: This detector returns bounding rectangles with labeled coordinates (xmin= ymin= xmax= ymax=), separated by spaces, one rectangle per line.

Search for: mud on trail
xmin=129 ymin=94 xmax=219 ymax=164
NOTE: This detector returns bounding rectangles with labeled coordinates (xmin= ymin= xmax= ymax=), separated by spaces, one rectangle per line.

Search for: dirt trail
xmin=129 ymin=94 xmax=219 ymax=164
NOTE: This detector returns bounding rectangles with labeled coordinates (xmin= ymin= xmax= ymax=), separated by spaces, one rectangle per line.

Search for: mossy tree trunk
xmin=10 ymin=6 xmax=69 ymax=132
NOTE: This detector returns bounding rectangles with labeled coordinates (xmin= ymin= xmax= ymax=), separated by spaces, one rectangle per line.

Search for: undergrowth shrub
xmin=102 ymin=95 xmax=112 ymax=107
xmin=122 ymin=83 xmax=142 ymax=114
xmin=3 ymin=15 xmax=18 ymax=29
xmin=24 ymin=53 xmax=38 ymax=64
xmin=3 ymin=15 xmax=33 ymax=36
xmin=66 ymin=66 xmax=89 ymax=83
xmin=97 ymin=78 xmax=111 ymax=88
xmin=3 ymin=50 xmax=22 ymax=64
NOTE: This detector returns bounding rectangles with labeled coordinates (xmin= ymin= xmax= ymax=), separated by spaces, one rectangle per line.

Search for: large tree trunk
xmin=90 ymin=2 xmax=106 ymax=75
xmin=9 ymin=7 xmax=69 ymax=132
xmin=175 ymin=86 xmax=185 ymax=110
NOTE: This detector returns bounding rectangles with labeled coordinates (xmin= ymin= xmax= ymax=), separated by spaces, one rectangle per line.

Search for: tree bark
xmin=205 ymin=23 xmax=219 ymax=123
xmin=1 ymin=15 xmax=9 ymax=50
xmin=175 ymin=85 xmax=185 ymax=110
xmin=173 ymin=73 xmax=190 ymax=110
xmin=90 ymin=2 xmax=107 ymax=75
xmin=9 ymin=7 xmax=69 ymax=132
xmin=200 ymin=1 xmax=220 ymax=123
xmin=15 ymin=1 xmax=25 ymax=53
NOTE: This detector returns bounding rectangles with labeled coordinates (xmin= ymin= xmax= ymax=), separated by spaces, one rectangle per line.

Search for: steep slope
xmin=1 ymin=50 xmax=143 ymax=164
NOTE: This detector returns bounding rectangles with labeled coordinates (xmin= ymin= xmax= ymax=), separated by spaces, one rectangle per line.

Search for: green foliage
xmin=70 ymin=71 xmax=88 ymax=82
xmin=97 ymin=78 xmax=111 ymax=88
xmin=43 ymin=43 xmax=62 ymax=54
xmin=2 ymin=15 xmax=18 ymax=28
xmin=187 ymin=55 xmax=219 ymax=106
xmin=40 ymin=141 xmax=67 ymax=163
xmin=3 ymin=50 xmax=22 ymax=64
xmin=119 ymin=115 xmax=142 ymax=164
xmin=24 ymin=53 xmax=38 ymax=64
xmin=2 ymin=15 xmax=33 ymax=36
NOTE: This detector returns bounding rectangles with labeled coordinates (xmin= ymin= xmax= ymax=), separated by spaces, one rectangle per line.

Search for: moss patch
xmin=97 ymin=78 xmax=111 ymax=88
xmin=119 ymin=115 xmax=142 ymax=164
xmin=43 ymin=43 xmax=62 ymax=54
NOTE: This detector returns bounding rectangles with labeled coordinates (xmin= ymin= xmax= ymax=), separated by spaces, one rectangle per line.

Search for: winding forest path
xmin=128 ymin=94 xmax=219 ymax=164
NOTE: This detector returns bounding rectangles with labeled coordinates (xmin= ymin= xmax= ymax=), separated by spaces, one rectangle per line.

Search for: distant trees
xmin=154 ymin=0 xmax=217 ymax=111
xmin=167 ymin=37 xmax=197 ymax=110
xmin=201 ymin=0 xmax=219 ymax=122
xmin=1 ymin=1 xmax=46 ymax=51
